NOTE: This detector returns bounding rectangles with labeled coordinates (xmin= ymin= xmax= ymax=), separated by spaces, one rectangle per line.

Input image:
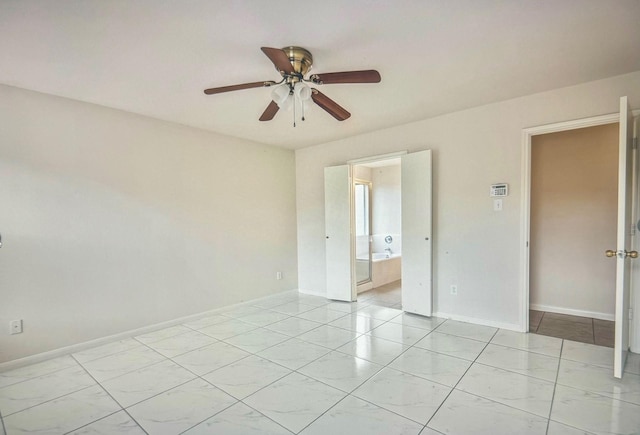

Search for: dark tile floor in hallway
xmin=530 ymin=310 xmax=615 ymax=347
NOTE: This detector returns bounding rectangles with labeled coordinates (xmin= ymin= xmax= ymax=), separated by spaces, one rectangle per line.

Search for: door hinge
xmin=630 ymin=308 xmax=634 ymax=320
xmin=634 ymin=137 xmax=638 ymax=149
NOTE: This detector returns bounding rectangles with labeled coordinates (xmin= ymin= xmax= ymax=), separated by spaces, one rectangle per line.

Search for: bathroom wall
xmin=371 ymin=164 xmax=402 ymax=253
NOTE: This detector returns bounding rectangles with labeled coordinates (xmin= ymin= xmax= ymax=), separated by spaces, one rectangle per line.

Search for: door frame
xmin=519 ymin=113 xmax=621 ymax=332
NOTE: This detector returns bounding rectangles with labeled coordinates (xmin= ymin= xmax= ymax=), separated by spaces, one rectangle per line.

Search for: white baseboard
xmin=357 ymin=282 xmax=373 ymax=293
xmin=0 ymin=288 xmax=298 ymax=372
xmin=529 ymin=304 xmax=614 ymax=321
xmin=297 ymin=288 xmax=326 ymax=298
xmin=433 ymin=311 xmax=522 ymax=332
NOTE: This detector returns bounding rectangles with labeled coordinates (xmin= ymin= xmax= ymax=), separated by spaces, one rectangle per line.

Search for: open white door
xmin=613 ymin=96 xmax=635 ymax=378
xmin=401 ymin=150 xmax=433 ymax=316
xmin=324 ymin=165 xmax=355 ymax=301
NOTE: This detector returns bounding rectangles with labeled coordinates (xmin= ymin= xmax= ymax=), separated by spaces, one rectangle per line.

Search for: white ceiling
xmin=1 ymin=0 xmax=639 ymax=150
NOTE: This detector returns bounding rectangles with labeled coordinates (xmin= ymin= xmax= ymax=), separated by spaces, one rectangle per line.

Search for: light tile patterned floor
xmin=1 ymin=286 xmax=639 ymax=434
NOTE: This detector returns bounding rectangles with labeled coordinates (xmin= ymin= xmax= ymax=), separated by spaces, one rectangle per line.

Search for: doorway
xmin=529 ymin=123 xmax=618 ymax=346
xmin=324 ymin=150 xmax=433 ymax=317
xmin=353 ymin=158 xmax=403 ymax=307
xmin=521 ymin=97 xmax=638 ymax=379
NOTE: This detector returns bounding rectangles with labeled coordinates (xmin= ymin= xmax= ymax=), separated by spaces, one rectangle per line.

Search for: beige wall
xmin=371 ymin=165 xmax=401 ymax=237
xmin=530 ymin=124 xmax=618 ymax=319
xmin=296 ymin=71 xmax=640 ymax=332
xmin=0 ymin=85 xmax=298 ymax=363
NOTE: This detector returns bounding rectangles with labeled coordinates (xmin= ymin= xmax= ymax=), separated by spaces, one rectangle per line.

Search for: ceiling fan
xmin=203 ymin=46 xmax=381 ymax=124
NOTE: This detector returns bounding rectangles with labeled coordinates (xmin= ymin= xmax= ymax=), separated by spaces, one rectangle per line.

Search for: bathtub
xmin=371 ymin=252 xmax=401 ymax=288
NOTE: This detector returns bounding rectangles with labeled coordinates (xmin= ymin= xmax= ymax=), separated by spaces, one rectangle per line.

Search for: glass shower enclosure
xmin=354 ymin=180 xmax=372 ymax=284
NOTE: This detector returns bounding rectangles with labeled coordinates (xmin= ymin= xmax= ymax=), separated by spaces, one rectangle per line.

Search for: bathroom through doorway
xmin=353 ymin=158 xmax=403 ymax=306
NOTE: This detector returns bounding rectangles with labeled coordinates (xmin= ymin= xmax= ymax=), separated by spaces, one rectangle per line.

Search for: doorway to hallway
xmin=529 ymin=124 xmax=618 ymax=344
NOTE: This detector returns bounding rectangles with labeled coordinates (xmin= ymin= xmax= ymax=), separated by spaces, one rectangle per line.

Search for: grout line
xmin=292 ymin=317 xmax=438 ymax=432
xmin=180 ymin=298 xmax=412 ymax=432
xmin=1 ymin=379 xmax=100 ymax=418
xmin=446 ymin=388 xmax=551 ymax=421
xmin=174 ymin=401 xmax=241 ymax=435
xmin=294 ymin=315 xmax=454 ymax=430
xmin=64 ymin=409 xmax=147 ymax=435
xmin=136 ymin=352 xmax=289 ymax=433
xmin=470 ymin=360 xmax=557 ymax=384
xmin=423 ymin=327 xmax=500 ymax=431
xmin=95 ymin=340 xmax=289 ymax=434
xmin=552 ymin=379 xmax=640 ymax=407
xmin=546 ymin=419 xmax=598 ymax=435
xmin=0 ymin=358 xmax=81 ymax=391
xmin=1 ymin=294 xmax=327 ymax=433
xmin=0 ymin=410 xmax=6 ymax=435
xmin=67 ymin=354 xmax=149 ymax=435
xmin=293 ymin=393 xmax=352 ymax=434
xmin=231 ymin=402 xmax=296 ymax=435
xmin=486 ymin=340 xmax=562 ymax=359
xmin=545 ymin=339 xmax=564 ymax=435
xmin=536 ymin=310 xmax=545 ymax=333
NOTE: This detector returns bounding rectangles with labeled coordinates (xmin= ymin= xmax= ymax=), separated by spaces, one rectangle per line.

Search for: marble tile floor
xmin=530 ymin=310 xmax=615 ymax=348
xmin=1 ymin=290 xmax=640 ymax=434
xmin=357 ymin=280 xmax=403 ymax=309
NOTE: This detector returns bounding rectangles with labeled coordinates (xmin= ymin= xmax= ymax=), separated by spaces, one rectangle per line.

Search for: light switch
xmin=493 ymin=199 xmax=503 ymax=211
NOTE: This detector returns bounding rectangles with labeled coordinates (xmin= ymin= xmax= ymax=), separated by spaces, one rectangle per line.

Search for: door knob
xmin=605 ymin=249 xmax=638 ymax=258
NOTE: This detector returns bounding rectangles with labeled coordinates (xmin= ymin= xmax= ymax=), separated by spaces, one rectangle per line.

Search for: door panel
xmin=614 ymin=96 xmax=634 ymax=378
xmin=324 ymin=165 xmax=355 ymax=301
xmin=401 ymin=150 xmax=433 ymax=316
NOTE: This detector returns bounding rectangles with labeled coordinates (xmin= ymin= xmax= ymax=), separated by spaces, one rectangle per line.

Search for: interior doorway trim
xmin=519 ymin=113 xmax=619 ymax=332
xmin=347 ymin=151 xmax=407 ymax=165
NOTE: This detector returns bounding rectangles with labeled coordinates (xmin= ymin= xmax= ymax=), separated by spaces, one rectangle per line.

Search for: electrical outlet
xmin=450 ymin=285 xmax=458 ymax=296
xmin=10 ymin=319 xmax=23 ymax=335
xmin=276 ymin=271 xmax=283 ymax=280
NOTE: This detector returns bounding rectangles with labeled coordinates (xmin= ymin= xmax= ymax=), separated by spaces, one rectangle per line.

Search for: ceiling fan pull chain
xmin=301 ymin=100 xmax=305 ymax=121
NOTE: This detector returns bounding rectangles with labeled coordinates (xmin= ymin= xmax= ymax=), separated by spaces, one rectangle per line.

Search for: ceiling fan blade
xmin=311 ymin=89 xmax=351 ymax=121
xmin=260 ymin=47 xmax=295 ymax=74
xmin=310 ymin=70 xmax=381 ymax=85
xmin=259 ymin=100 xmax=279 ymax=121
xmin=204 ymin=81 xmax=275 ymax=95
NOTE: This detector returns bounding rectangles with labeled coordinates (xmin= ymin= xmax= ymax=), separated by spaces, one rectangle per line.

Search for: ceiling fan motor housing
xmin=281 ymin=46 xmax=313 ymax=81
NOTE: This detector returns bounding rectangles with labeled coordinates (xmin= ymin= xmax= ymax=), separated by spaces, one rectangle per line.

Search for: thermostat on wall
xmin=490 ymin=183 xmax=508 ymax=197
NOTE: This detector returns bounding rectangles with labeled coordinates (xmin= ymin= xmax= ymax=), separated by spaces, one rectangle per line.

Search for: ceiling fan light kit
xmin=203 ymin=46 xmax=381 ymax=125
